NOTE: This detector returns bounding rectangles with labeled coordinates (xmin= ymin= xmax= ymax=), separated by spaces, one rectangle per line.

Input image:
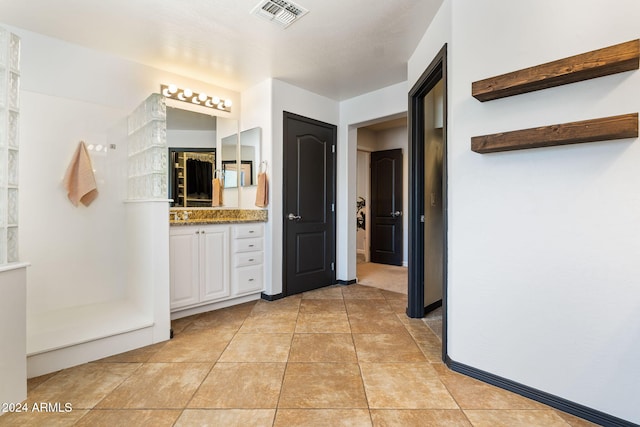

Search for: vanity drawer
xmin=234 ymin=224 xmax=264 ymax=239
xmin=234 ymin=238 xmax=263 ymax=253
xmin=234 ymin=265 xmax=264 ymax=294
xmin=234 ymin=252 xmax=263 ymax=267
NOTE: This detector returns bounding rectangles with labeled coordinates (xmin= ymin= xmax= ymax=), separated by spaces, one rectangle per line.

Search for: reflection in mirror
xmin=166 ymin=106 xmax=238 ymax=207
xmin=169 ymin=148 xmax=215 ymax=207
xmin=220 ymin=127 xmax=261 ymax=188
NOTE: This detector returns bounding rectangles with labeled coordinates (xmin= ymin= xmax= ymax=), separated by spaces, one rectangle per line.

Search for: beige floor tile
xmin=26 ymin=363 xmax=141 ymax=409
xmin=360 ymin=363 xmax=458 ymax=409
xmin=274 ymin=409 xmax=372 ymax=426
xmin=385 ymin=299 xmax=408 ymax=315
xmin=289 ymin=333 xmax=357 ymax=362
xmin=380 ymin=289 xmax=407 ymax=300
xmin=353 ymin=333 xmax=427 ymax=362
xmin=238 ymin=312 xmax=298 ymax=333
xmin=345 ymin=299 xmax=394 ymax=315
xmin=188 ymin=362 xmax=285 ymax=408
xmin=348 ymin=312 xmax=407 ymax=334
xmin=26 ymin=371 xmax=60 ymax=392
xmin=0 ymin=409 xmax=89 ymax=426
xmin=75 ymin=409 xmax=181 ymax=426
xmin=147 ymin=329 xmax=235 ymax=363
xmin=302 ymin=285 xmax=344 ymax=299
xmin=554 ymin=410 xmax=601 ymax=426
xmin=184 ymin=303 xmax=254 ymax=332
xmin=409 ymin=329 xmax=444 ymax=362
xmin=218 ymin=333 xmax=293 ymax=362
xmin=279 ymin=363 xmax=367 ymax=409
xmin=299 ymin=299 xmax=347 ymax=313
xmin=463 ymin=409 xmax=571 ymax=427
xmin=295 ymin=312 xmax=352 ymax=333
xmin=251 ymin=298 xmax=301 ymax=315
xmin=97 ymin=342 xmax=167 ymax=363
xmin=176 ymin=409 xmax=276 ymax=426
xmin=96 ymin=363 xmax=211 ymax=409
xmin=342 ymin=285 xmax=388 ymax=299
xmin=434 ymin=367 xmax=546 ymax=410
xmin=171 ymin=316 xmax=197 ymax=335
xmin=370 ymin=409 xmax=472 ymax=426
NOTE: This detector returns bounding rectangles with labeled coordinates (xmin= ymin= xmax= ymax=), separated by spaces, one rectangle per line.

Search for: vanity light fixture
xmin=161 ymin=84 xmax=232 ymax=112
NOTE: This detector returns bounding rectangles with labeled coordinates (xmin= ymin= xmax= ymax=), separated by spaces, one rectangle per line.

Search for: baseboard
xmin=261 ymin=292 xmax=285 ymax=301
xmin=446 ymin=357 xmax=636 ymax=427
xmin=336 ymin=279 xmax=356 ymax=285
xmin=424 ymin=299 xmax=442 ymax=313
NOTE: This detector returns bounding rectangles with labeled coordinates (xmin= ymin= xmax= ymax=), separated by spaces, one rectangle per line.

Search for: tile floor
xmin=1 ymin=284 xmax=597 ymax=426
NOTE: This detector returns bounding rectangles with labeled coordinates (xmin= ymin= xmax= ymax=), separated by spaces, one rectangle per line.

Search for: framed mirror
xmin=220 ymin=127 xmax=261 ymax=188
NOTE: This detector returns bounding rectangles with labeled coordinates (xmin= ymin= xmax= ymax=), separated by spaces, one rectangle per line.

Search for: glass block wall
xmin=0 ymin=28 xmax=20 ymax=264
xmin=127 ymin=93 xmax=167 ymax=199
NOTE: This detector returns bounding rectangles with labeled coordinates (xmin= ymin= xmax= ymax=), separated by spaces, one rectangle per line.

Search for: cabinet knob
xmin=249 ymin=258 xmax=255 ymax=262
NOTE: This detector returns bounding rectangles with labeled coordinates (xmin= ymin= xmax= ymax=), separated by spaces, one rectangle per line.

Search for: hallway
xmin=2 ymin=285 xmax=594 ymax=426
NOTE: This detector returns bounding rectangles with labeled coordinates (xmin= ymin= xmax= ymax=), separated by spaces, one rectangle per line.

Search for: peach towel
xmin=63 ymin=141 xmax=98 ymax=207
xmin=255 ymin=171 xmax=269 ymax=208
xmin=212 ymin=178 xmax=223 ymax=207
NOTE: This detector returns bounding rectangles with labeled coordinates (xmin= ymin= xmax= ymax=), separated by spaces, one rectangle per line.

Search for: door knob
xmin=390 ymin=211 xmax=402 ymax=218
xmin=287 ymin=213 xmax=302 ymax=221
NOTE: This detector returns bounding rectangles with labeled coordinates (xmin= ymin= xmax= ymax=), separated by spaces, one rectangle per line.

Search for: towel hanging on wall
xmin=63 ymin=141 xmax=98 ymax=207
xmin=255 ymin=161 xmax=269 ymax=208
xmin=212 ymin=170 xmax=224 ymax=207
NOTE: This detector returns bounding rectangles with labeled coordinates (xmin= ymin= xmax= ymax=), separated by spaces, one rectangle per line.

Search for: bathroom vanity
xmin=169 ymin=208 xmax=267 ymax=319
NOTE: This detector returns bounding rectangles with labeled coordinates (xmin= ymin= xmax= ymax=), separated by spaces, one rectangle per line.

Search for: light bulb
xmin=205 ymin=99 xmax=213 ymax=107
xmin=224 ymin=99 xmax=233 ymax=108
xmin=168 ymin=84 xmax=178 ymax=94
xmin=198 ymin=92 xmax=208 ymax=102
xmin=162 ymin=87 xmax=171 ymax=97
xmin=183 ymin=88 xmax=193 ymax=98
xmin=212 ymin=96 xmax=220 ymax=105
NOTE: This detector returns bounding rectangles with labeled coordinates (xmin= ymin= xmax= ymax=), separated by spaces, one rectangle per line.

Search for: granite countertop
xmin=169 ymin=208 xmax=268 ymax=225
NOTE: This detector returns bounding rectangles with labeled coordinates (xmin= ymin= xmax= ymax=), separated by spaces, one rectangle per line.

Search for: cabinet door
xmin=169 ymin=228 xmax=200 ymax=309
xmin=200 ymin=226 xmax=230 ymax=302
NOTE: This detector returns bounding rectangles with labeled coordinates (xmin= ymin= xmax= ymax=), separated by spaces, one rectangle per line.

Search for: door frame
xmin=282 ymin=111 xmax=337 ymax=296
xmin=407 ymin=44 xmax=448 ymax=361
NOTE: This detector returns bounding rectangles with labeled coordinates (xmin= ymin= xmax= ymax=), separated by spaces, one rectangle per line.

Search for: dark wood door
xmin=370 ymin=149 xmax=403 ymax=266
xmin=283 ymin=112 xmax=336 ymax=296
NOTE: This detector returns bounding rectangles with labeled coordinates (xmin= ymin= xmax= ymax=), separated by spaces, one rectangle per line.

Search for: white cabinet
xmin=170 ymin=222 xmax=264 ymax=313
xmin=169 ymin=225 xmax=230 ymax=311
xmin=232 ymin=224 xmax=265 ymax=296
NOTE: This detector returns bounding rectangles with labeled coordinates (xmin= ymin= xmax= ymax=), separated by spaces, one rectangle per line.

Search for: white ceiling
xmin=0 ymin=0 xmax=443 ymax=101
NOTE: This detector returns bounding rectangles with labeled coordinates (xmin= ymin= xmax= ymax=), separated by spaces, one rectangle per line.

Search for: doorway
xmin=408 ymin=45 xmax=448 ymax=361
xmin=282 ymin=112 xmax=337 ymax=296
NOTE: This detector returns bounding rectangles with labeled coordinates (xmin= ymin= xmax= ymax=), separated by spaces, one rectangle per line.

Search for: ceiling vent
xmin=251 ymin=0 xmax=309 ymax=28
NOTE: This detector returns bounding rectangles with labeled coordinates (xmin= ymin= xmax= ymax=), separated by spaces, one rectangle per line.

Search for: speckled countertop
xmin=170 ymin=208 xmax=268 ymax=225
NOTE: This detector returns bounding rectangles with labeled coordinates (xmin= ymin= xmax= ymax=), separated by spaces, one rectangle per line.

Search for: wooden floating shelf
xmin=472 ymin=40 xmax=640 ymax=102
xmin=471 ymin=113 xmax=638 ymax=154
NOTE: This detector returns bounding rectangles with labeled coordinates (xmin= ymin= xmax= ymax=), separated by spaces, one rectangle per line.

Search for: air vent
xmin=251 ymin=0 xmax=309 ymax=28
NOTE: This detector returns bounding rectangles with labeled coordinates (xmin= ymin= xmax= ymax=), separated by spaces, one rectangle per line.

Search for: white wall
xmin=339 ymin=82 xmax=408 ymax=281
xmin=409 ymin=0 xmax=640 ymax=423
xmin=6 ymin=24 xmax=241 ymax=368
xmin=265 ymin=80 xmax=339 ymax=295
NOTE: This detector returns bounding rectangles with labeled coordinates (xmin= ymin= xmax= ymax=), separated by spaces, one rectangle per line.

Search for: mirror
xmin=221 ymin=127 xmax=262 ymax=188
xmin=166 ymin=106 xmax=238 ymax=207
